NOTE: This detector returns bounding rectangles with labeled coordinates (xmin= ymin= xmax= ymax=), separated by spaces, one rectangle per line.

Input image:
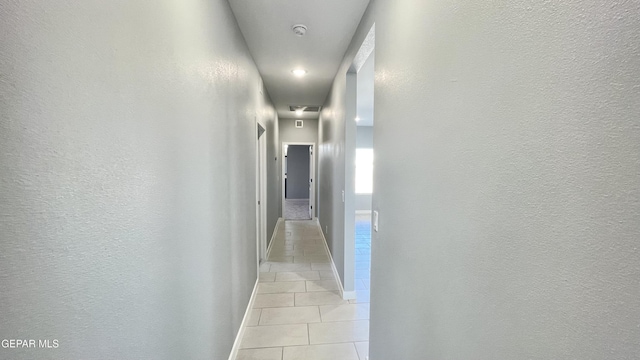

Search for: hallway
xmin=237 ymin=220 xmax=369 ymax=360
xmin=2 ymin=0 xmax=639 ymax=359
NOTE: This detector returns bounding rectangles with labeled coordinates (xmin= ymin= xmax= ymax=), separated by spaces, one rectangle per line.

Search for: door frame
xmin=282 ymin=142 xmax=316 ymax=220
xmin=256 ymin=122 xmax=268 ymax=268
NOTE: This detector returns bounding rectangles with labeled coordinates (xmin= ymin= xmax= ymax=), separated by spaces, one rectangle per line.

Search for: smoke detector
xmin=292 ymin=24 xmax=307 ymax=37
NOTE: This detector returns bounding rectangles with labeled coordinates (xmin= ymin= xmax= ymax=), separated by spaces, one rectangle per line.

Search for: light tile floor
xmin=236 ymin=220 xmax=369 ymax=360
xmin=353 ymin=214 xmax=371 ymax=306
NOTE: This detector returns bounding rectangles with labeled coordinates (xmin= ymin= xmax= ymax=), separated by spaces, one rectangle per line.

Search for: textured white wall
xmin=0 ymin=1 xmax=276 ymax=358
xmin=370 ymin=0 xmax=640 ymax=359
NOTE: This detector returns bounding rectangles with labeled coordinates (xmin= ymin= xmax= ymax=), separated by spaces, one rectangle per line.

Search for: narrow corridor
xmin=236 ymin=220 xmax=369 ymax=360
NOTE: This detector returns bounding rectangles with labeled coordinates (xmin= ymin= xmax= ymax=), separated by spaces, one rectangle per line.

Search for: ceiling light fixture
xmin=292 ymin=69 xmax=307 ymax=77
xmin=355 ymin=117 xmax=361 ymax=122
xmin=294 ymin=106 xmax=306 ymax=116
xmin=292 ymin=24 xmax=308 ymax=37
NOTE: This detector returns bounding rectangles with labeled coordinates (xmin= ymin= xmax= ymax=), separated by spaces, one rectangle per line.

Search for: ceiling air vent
xmin=289 ymin=106 xmax=321 ymax=112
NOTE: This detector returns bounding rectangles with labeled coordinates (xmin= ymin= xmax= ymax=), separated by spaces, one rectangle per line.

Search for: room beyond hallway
xmin=284 ymin=199 xmax=311 ymax=220
xmin=236 ymin=220 xmax=369 ymax=360
xmin=354 ymin=213 xmax=371 ymax=303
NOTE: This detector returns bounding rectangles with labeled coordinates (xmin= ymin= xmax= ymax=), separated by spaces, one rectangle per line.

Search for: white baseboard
xmin=229 ymin=219 xmax=284 ymax=359
xmin=318 ymin=222 xmax=357 ymax=300
xmin=227 ymin=278 xmax=259 ymax=360
xmin=265 ymin=218 xmax=283 ymax=260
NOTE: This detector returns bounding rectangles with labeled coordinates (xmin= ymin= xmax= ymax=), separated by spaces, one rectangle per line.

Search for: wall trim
xmin=265 ymin=217 xmax=283 ymax=260
xmin=229 ymin=218 xmax=283 ymax=359
xmin=318 ymin=219 xmax=357 ymax=300
xmin=227 ymin=278 xmax=259 ymax=360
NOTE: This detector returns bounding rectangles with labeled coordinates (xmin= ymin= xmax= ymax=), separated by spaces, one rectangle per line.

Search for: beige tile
xmin=308 ymin=320 xmax=369 ymax=344
xmin=267 ymin=255 xmax=294 ymax=263
xmin=259 ymin=272 xmax=276 ymax=282
xmin=259 ymin=306 xmax=321 ymax=325
xmin=269 ymin=263 xmax=312 ymax=273
xmin=258 ymin=281 xmax=306 ymax=294
xmin=254 ymin=293 xmax=294 ymax=308
xmin=303 ymin=248 xmax=328 ymax=256
xmin=259 ymin=263 xmax=271 ymax=272
xmin=355 ymin=342 xmax=369 ymax=360
xmin=275 ymin=271 xmax=320 ymax=282
xmin=319 ymin=303 xmax=369 ymax=322
xmin=294 ymin=255 xmax=330 ymax=264
xmin=318 ymin=271 xmax=335 ymax=280
xmin=237 ymin=347 xmax=283 ymax=360
xmin=294 ymin=244 xmax=326 ymax=252
xmin=306 ymin=280 xmax=339 ymax=292
xmin=311 ymin=263 xmax=332 ymax=271
xmin=247 ymin=309 xmax=261 ymax=327
xmin=295 ymin=291 xmax=347 ymax=306
xmin=270 ymin=248 xmax=305 ymax=257
xmin=285 ymin=239 xmax=319 ymax=245
xmin=283 ymin=343 xmax=359 ymax=360
xmin=241 ymin=324 xmax=309 ymax=349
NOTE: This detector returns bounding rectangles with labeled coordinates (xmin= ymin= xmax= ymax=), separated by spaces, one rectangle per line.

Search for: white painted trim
xmin=282 ymin=142 xmax=316 ymax=220
xmin=265 ymin=218 xmax=283 ymax=260
xmin=256 ymin=120 xmax=268 ymax=271
xmin=318 ymin=221 xmax=357 ymax=300
xmin=227 ymin=278 xmax=259 ymax=360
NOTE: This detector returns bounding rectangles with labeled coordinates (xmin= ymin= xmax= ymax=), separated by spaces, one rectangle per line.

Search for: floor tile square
xmin=237 ymin=347 xmax=283 ymax=360
xmin=318 ymin=271 xmax=335 ymax=280
xmin=308 ymin=320 xmax=369 ymax=344
xmin=275 ymin=271 xmax=320 ymax=282
xmin=319 ymin=303 xmax=369 ymax=322
xmin=355 ymin=342 xmax=369 ymax=360
xmin=241 ymin=324 xmax=309 ymax=348
xmin=254 ymin=293 xmax=295 ymax=308
xmin=311 ymin=263 xmax=332 ymax=271
xmin=247 ymin=309 xmax=261 ymax=327
xmin=269 ymin=263 xmax=312 ymax=273
xmin=283 ymin=343 xmax=359 ymax=360
xmin=258 ymin=281 xmax=306 ymax=294
xmin=259 ymin=272 xmax=276 ymax=282
xmin=306 ymin=280 xmax=339 ymax=292
xmin=295 ymin=291 xmax=347 ymax=306
xmin=259 ymin=306 xmax=321 ymax=325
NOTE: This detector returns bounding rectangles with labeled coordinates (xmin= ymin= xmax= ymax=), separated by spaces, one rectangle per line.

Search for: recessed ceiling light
xmin=295 ymin=109 xmax=304 ymax=116
xmin=292 ymin=69 xmax=307 ymax=77
xmin=355 ymin=117 xmax=361 ymax=122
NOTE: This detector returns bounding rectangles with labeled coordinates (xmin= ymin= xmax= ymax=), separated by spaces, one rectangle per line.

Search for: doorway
xmin=282 ymin=142 xmax=315 ymax=220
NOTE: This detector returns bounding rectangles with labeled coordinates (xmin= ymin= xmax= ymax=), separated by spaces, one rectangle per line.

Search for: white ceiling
xmin=228 ymin=0 xmax=370 ymax=120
